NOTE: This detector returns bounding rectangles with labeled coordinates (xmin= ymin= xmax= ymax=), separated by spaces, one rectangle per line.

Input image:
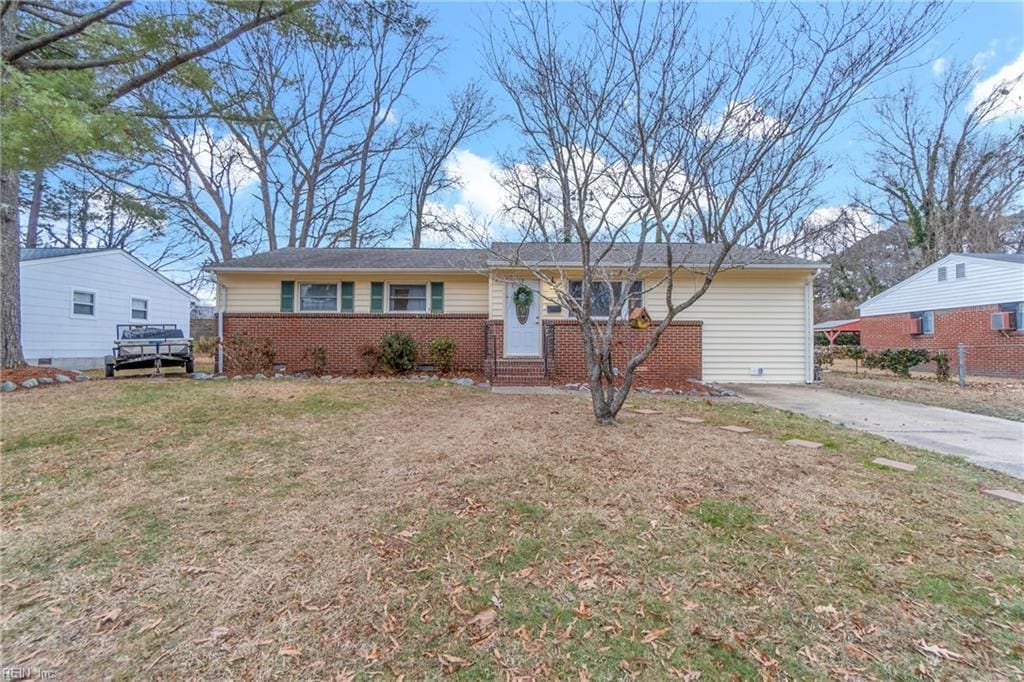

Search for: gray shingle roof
xmin=966 ymin=253 xmax=1024 ymax=264
xmin=209 ymin=247 xmax=490 ymax=271
xmin=814 ymin=318 xmax=859 ymax=330
xmin=208 ymin=243 xmax=819 ymax=271
xmin=21 ymin=247 xmax=114 ymax=261
xmin=488 ymin=242 xmax=818 ymax=268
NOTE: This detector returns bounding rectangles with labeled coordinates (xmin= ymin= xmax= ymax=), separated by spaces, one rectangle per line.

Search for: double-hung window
xmin=388 ymin=284 xmax=427 ymax=312
xmin=911 ymin=310 xmax=935 ymax=335
xmin=72 ymin=290 xmax=95 ymax=317
xmin=299 ymin=283 xmax=338 ymax=311
xmin=131 ymin=297 xmax=148 ymax=320
xmin=567 ymin=280 xmax=643 ymax=318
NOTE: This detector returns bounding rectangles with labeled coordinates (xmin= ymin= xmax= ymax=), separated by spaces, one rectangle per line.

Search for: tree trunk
xmin=1 ymin=167 xmax=26 ymax=368
xmin=25 ymin=169 xmax=43 ymax=248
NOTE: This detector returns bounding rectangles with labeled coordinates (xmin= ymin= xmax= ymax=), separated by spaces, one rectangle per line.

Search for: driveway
xmin=733 ymin=384 xmax=1024 ymax=479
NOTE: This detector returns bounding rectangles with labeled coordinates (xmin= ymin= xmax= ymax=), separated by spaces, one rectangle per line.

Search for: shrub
xmin=303 ymin=344 xmax=329 ymax=376
xmin=933 ymin=352 xmax=951 ymax=382
xmin=223 ymin=333 xmax=276 ymax=374
xmin=863 ymin=348 xmax=930 ymax=378
xmin=379 ymin=332 xmax=417 ymax=373
xmin=194 ymin=335 xmax=217 ymax=355
xmin=359 ymin=344 xmax=383 ymax=374
xmin=815 ymin=331 xmax=859 ymax=346
xmin=845 ymin=345 xmax=867 ymax=374
xmin=814 ymin=348 xmax=835 ymax=367
xmin=428 ymin=336 xmax=458 ymax=373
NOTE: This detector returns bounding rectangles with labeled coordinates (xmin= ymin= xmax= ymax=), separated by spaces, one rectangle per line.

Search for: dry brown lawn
xmin=823 ymin=362 xmax=1024 ymax=422
xmin=2 ymin=378 xmax=1022 ymax=680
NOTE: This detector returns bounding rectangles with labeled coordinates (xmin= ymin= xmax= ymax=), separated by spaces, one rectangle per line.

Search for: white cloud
xmin=969 ymin=50 xmax=1024 ymax=121
xmin=931 ymin=57 xmax=948 ymax=76
xmin=702 ymin=99 xmax=787 ymax=140
xmin=794 ymin=205 xmax=879 ymax=259
xmin=167 ymin=128 xmax=258 ymax=191
xmin=972 ymin=47 xmax=997 ymax=71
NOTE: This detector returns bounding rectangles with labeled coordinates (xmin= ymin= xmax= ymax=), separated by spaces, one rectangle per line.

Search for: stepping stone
xmin=871 ymin=457 xmax=917 ymax=472
xmin=720 ymin=425 xmax=752 ymax=434
xmin=981 ymin=489 xmax=1024 ymax=505
xmin=632 ymin=408 xmax=662 ymax=415
xmin=676 ymin=416 xmax=705 ymax=424
xmin=785 ymin=439 xmax=823 ymax=449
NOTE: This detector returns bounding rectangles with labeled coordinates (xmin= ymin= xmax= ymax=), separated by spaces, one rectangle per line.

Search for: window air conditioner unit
xmin=906 ymin=317 xmax=922 ymax=335
xmin=991 ymin=311 xmax=1016 ymax=331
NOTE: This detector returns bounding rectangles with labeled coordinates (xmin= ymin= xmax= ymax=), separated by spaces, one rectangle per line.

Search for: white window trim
xmin=297 ymin=281 xmax=340 ymax=313
xmin=386 ymin=282 xmax=430 ymax=314
xmin=565 ymin=279 xmax=644 ymax=320
xmin=70 ymin=288 xmax=97 ymax=319
xmin=130 ymin=296 xmax=149 ymax=321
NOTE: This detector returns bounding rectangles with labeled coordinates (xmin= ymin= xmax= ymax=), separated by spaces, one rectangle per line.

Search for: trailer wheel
xmin=104 ymin=364 xmax=115 ymax=378
xmin=185 ymin=359 xmax=195 ymax=374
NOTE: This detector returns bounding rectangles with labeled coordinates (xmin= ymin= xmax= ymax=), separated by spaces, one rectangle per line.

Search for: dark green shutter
xmin=340 ymin=281 xmax=354 ymax=312
xmin=430 ymin=282 xmax=444 ymax=313
xmin=370 ymin=281 xmax=384 ymax=312
xmin=280 ymin=281 xmax=295 ymax=312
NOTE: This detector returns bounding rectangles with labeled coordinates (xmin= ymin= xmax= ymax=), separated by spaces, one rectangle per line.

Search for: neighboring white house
xmin=859 ymin=253 xmax=1024 ymax=318
xmin=20 ymin=248 xmax=198 ymax=370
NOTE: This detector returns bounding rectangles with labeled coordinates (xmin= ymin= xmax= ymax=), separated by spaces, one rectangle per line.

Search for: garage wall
xmin=644 ymin=269 xmax=815 ymax=384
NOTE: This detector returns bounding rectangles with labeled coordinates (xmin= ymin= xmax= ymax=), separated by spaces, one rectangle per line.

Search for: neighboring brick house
xmin=859 ymin=253 xmax=1024 ymax=378
xmin=205 ymin=243 xmax=821 ymax=386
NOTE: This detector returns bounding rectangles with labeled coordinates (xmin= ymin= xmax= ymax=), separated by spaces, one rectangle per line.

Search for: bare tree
xmin=408 ymin=83 xmax=497 ymax=247
xmin=465 ymin=1 xmax=944 ymax=424
xmin=209 ymin=0 xmax=440 ymax=250
xmin=855 ymin=63 xmax=1024 ymax=263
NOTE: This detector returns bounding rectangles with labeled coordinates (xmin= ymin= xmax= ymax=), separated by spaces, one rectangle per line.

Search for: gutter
xmin=203 ymin=266 xmax=484 ymax=274
xmin=216 ymin=280 xmax=226 ymax=374
xmin=804 ymin=273 xmax=816 ymax=383
xmin=484 ymin=261 xmax=827 ymax=270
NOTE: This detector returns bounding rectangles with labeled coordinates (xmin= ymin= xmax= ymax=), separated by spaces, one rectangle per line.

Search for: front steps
xmin=490 ymin=357 xmax=547 ymax=386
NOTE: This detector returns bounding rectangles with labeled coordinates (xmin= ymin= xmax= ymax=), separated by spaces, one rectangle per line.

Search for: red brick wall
xmin=860 ymin=305 xmax=1024 ymax=378
xmin=542 ymin=320 xmax=702 ymax=387
xmin=222 ymin=313 xmax=486 ymax=374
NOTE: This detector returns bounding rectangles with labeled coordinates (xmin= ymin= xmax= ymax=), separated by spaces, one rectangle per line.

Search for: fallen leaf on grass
xmin=278 ymin=647 xmax=302 ymax=658
xmin=181 ymin=565 xmax=226 ymax=576
xmin=439 ymin=653 xmax=472 ymax=673
xmin=642 ymin=628 xmax=668 ymax=643
xmin=138 ymin=618 xmax=163 ymax=634
xmin=466 ymin=608 xmax=497 ymax=628
xmin=916 ymin=640 xmax=964 ymax=662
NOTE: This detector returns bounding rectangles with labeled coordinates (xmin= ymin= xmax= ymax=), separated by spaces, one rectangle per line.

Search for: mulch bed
xmin=0 ymin=366 xmax=79 ymax=384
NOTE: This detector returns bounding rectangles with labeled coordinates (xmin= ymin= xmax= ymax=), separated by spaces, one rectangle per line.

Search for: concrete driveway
xmin=733 ymin=384 xmax=1024 ymax=479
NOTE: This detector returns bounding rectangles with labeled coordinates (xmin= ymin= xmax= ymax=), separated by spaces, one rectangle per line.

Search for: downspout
xmin=216 ymin=281 xmax=227 ymax=374
xmin=804 ymin=273 xmax=815 ymax=383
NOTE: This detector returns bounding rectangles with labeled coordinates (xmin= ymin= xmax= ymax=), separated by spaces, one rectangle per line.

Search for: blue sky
xmin=406 ymin=1 xmax=1024 ymax=233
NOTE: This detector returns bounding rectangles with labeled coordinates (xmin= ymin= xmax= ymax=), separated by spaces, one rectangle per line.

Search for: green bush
xmin=379 ymin=332 xmax=418 ymax=373
xmin=863 ymin=348 xmax=930 ymax=378
xmin=428 ymin=336 xmax=458 ymax=373
xmin=933 ymin=352 xmax=951 ymax=382
xmin=815 ymin=331 xmax=860 ymax=346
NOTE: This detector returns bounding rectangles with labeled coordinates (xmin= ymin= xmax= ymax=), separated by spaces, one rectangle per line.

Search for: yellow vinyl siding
xmin=217 ymin=272 xmax=488 ymax=314
xmin=645 ymin=269 xmax=813 ymax=383
xmin=489 ymin=267 xmax=813 ymax=383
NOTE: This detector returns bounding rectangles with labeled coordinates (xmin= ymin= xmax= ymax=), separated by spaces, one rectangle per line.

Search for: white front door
xmin=505 ymin=281 xmax=541 ymax=356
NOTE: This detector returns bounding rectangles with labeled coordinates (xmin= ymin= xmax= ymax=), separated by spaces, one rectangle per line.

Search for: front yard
xmin=2 ymin=378 xmax=1022 ymax=679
